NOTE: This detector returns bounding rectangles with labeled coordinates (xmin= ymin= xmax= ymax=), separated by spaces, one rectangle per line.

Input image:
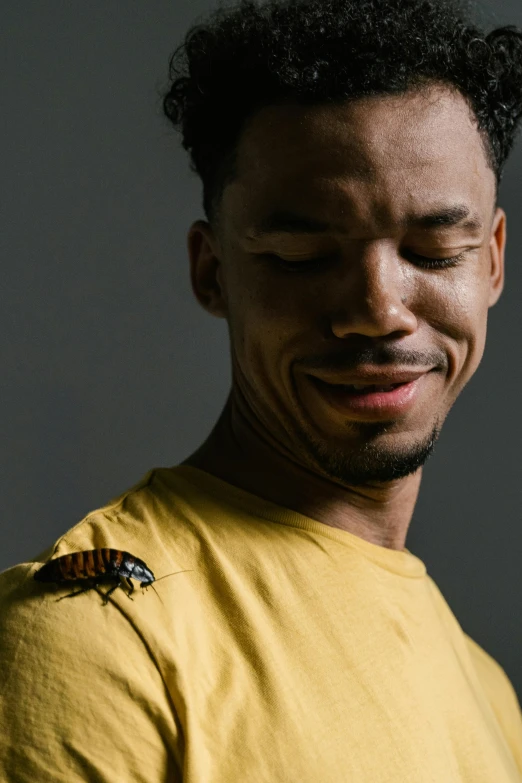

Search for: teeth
xmin=344 ymin=384 xmax=399 ymax=392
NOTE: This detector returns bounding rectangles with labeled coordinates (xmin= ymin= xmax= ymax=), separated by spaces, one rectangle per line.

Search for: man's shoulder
xmin=22 ymin=467 xmax=162 ymax=563
xmin=18 ymin=465 xmax=208 ymax=580
xmin=0 ymin=553 xmax=183 ymax=782
xmin=464 ymin=632 xmax=520 ymax=709
xmin=0 ymin=466 xmax=208 ymax=685
xmin=41 ymin=465 xmax=174 ymax=559
xmin=0 ymin=466 xmax=211 ymax=628
xmin=464 ymin=632 xmax=522 ymax=764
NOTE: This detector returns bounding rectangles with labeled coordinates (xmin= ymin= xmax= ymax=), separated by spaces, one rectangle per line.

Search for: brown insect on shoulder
xmin=34 ymin=548 xmax=191 ymax=604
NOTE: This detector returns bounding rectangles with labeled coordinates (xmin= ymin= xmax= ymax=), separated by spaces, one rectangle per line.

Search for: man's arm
xmin=0 ymin=563 xmax=182 ymax=783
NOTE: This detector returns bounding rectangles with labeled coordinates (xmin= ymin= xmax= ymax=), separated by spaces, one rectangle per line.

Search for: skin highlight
xmin=183 ymin=84 xmax=506 ymax=551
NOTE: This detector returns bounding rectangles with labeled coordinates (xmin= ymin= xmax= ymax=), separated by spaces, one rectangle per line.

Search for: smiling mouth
xmin=307 ymin=374 xmax=429 ymax=418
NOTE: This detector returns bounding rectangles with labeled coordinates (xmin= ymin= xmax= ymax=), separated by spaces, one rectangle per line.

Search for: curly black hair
xmin=161 ymin=0 xmax=522 ymax=229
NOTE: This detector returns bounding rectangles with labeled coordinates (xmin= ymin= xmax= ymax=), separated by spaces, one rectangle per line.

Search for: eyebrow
xmin=246 ymin=205 xmax=484 ymax=239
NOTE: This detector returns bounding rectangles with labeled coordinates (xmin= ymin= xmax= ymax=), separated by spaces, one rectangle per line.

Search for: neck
xmin=183 ymin=391 xmax=422 ymax=551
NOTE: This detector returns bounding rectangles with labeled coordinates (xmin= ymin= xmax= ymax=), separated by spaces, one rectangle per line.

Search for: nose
xmin=329 ymin=243 xmax=418 ymax=339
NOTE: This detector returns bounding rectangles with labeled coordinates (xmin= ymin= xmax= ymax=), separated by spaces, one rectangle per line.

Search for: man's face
xmin=190 ymin=86 xmax=505 ymax=487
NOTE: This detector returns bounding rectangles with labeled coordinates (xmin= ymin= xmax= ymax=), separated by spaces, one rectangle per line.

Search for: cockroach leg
xmin=56 ymin=584 xmax=93 ymax=602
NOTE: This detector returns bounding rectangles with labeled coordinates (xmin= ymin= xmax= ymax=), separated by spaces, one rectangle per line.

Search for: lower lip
xmin=309 ymin=375 xmax=427 ymax=418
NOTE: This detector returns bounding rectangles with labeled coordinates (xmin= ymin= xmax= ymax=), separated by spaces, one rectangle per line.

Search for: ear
xmin=187 ymin=220 xmax=228 ymax=318
xmin=487 ymin=207 xmax=506 ymax=308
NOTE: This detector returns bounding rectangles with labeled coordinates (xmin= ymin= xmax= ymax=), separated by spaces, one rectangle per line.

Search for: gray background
xmin=1 ymin=1 xmax=521 ymax=699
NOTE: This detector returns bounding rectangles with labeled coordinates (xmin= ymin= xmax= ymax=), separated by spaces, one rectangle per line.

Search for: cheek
xmin=223 ymin=265 xmax=322 ymax=416
xmin=421 ymin=266 xmax=490 ymax=388
xmin=226 ymin=265 xmax=314 ymax=358
xmin=455 ymin=278 xmax=490 ymax=379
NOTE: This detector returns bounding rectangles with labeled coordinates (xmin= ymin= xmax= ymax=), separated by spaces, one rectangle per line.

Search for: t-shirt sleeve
xmin=465 ymin=632 xmax=522 ymax=773
xmin=0 ymin=564 xmax=183 ymax=783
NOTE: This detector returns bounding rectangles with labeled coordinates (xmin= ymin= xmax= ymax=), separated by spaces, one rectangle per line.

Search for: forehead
xmin=224 ymin=86 xmax=495 ymax=237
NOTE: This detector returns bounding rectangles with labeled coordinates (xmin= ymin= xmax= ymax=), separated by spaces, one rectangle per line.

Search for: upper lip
xmin=309 ymin=368 xmax=432 ymax=386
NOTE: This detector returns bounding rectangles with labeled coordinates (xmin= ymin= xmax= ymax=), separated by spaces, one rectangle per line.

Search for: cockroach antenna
xmin=143 ymin=568 xmax=194 ymax=607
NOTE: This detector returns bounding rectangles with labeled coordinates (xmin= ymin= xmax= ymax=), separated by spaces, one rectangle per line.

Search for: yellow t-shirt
xmin=1 ymin=465 xmax=521 ymax=782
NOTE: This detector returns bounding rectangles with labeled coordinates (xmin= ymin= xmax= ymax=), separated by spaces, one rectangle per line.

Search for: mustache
xmin=295 ymin=346 xmax=444 ymax=373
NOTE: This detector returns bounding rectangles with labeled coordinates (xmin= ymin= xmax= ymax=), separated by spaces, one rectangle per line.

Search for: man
xmin=1 ymin=0 xmax=522 ymax=780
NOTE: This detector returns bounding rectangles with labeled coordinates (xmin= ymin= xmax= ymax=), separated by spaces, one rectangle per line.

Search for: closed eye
xmin=403 ymin=250 xmax=468 ymax=268
xmin=262 ymin=251 xmax=467 ymax=272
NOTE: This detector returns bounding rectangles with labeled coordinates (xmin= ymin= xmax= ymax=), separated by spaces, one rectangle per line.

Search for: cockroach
xmin=33 ymin=548 xmax=191 ymax=604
